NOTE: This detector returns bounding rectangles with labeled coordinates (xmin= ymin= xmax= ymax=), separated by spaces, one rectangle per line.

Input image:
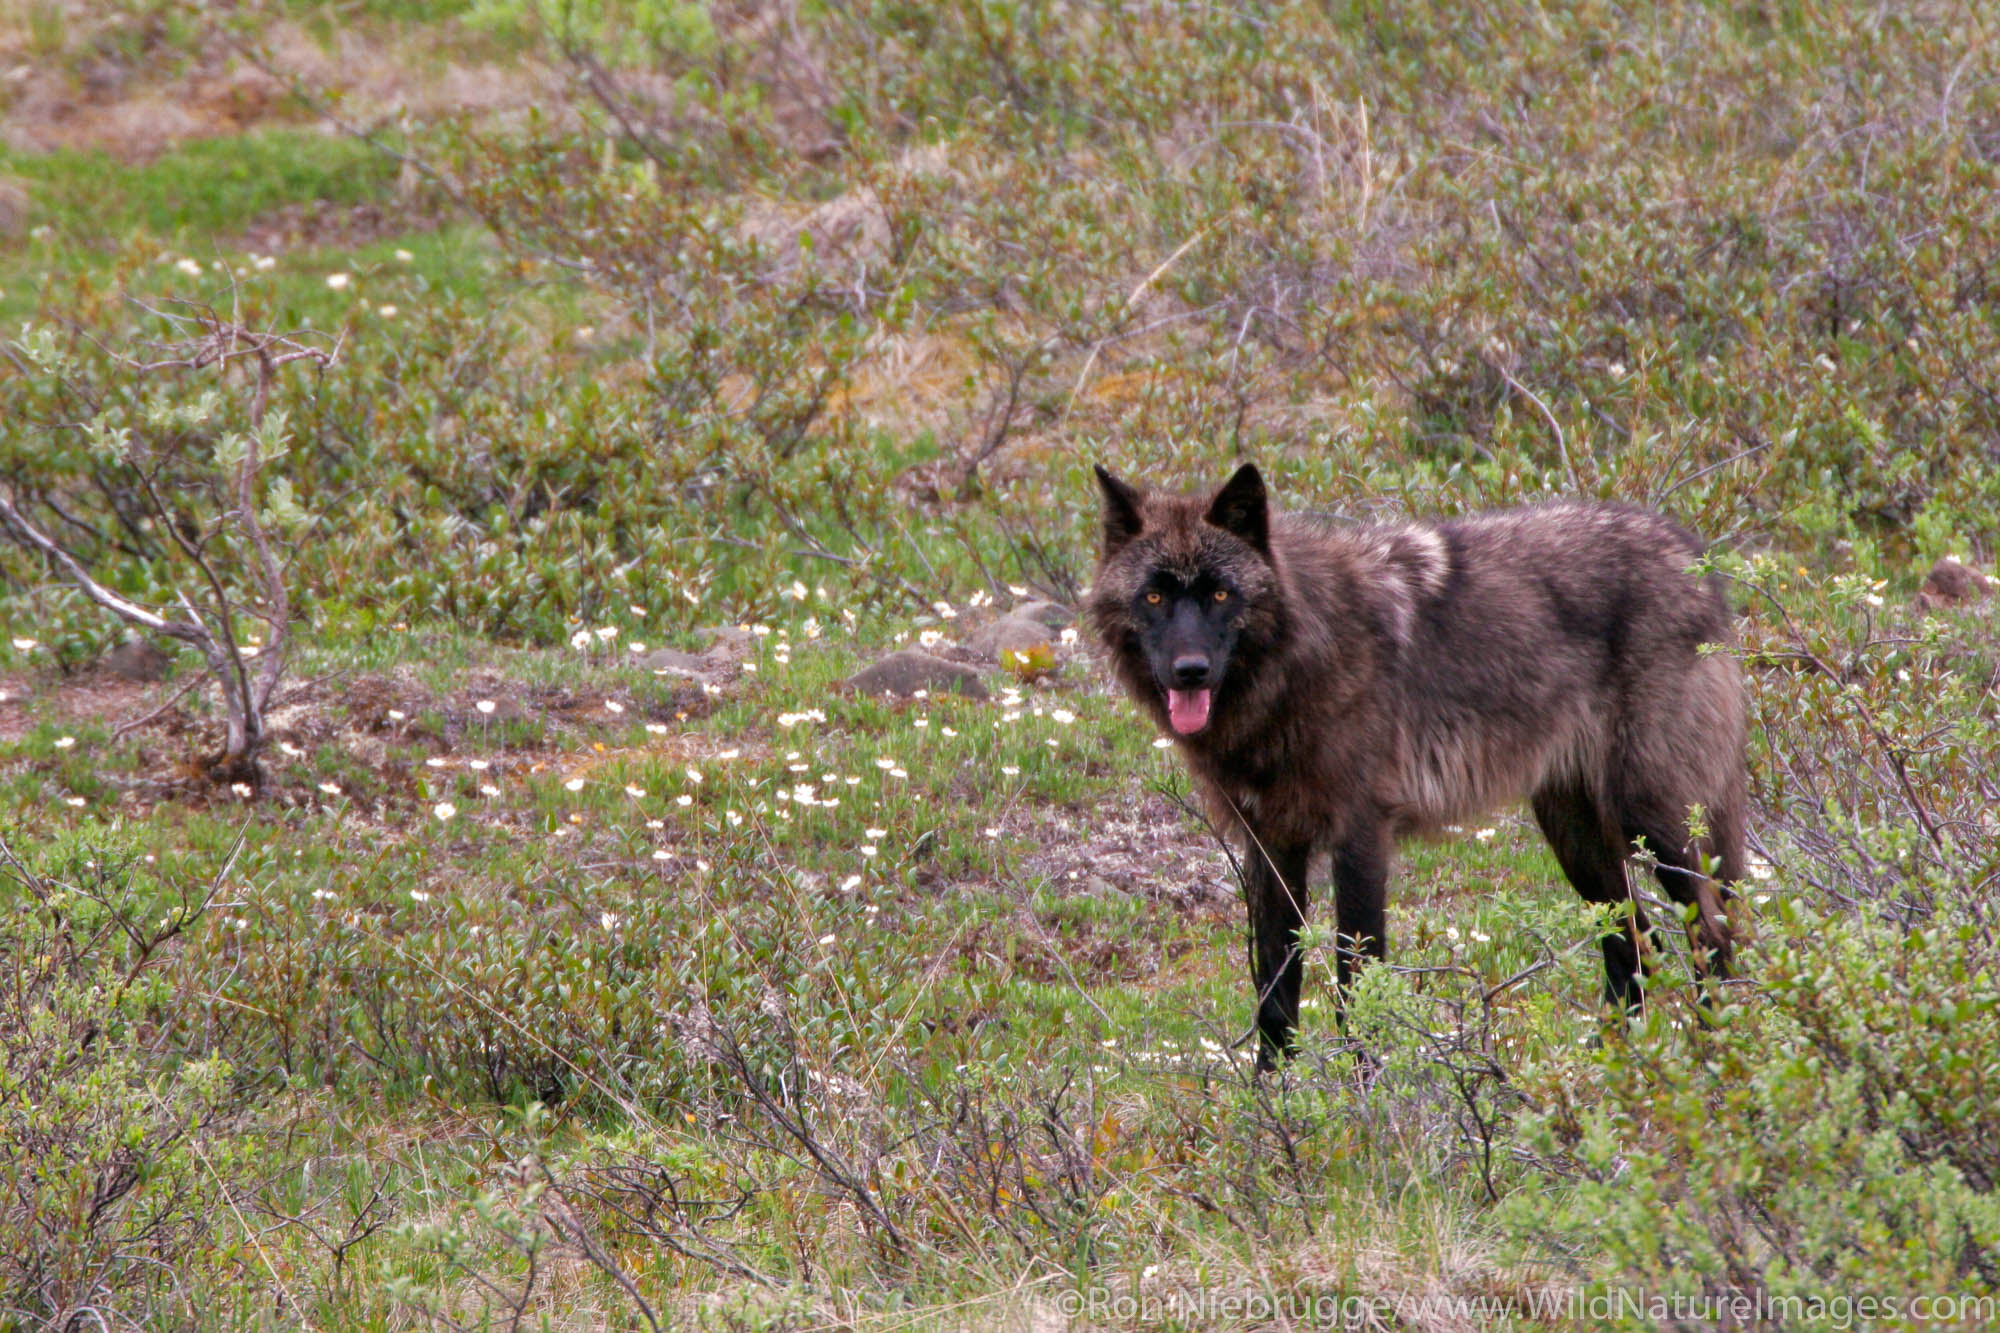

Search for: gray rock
xmin=640 ymin=647 xmax=714 ymax=674
xmin=103 ymin=638 xmax=173 ymax=682
xmin=700 ymin=625 xmax=754 ymax=656
xmin=966 ymin=615 xmax=1056 ymax=664
xmin=638 ymin=645 xmax=739 ymax=685
xmin=1011 ymin=599 xmax=1072 ymax=629
xmin=843 ymin=650 xmax=989 ymax=700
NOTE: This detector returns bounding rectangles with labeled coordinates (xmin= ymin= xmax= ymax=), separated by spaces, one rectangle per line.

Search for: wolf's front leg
xmin=1243 ymin=836 xmax=1312 ymax=1070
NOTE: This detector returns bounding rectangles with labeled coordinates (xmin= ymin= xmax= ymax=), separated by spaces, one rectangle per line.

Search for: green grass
xmin=3 ymin=128 xmax=396 ymax=243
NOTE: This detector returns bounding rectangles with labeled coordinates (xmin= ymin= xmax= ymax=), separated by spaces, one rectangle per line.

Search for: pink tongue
xmin=1167 ymin=688 xmax=1212 ymax=735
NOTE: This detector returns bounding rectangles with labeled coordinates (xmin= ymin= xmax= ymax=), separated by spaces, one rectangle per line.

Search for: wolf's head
xmin=1086 ymin=464 xmax=1285 ymax=738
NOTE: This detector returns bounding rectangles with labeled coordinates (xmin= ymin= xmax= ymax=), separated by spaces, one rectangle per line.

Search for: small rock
xmin=842 ymin=650 xmax=989 ymax=700
xmin=966 ymin=615 xmax=1055 ymax=664
xmin=1915 ymin=557 xmax=1992 ymax=612
xmin=1011 ymin=599 xmax=1072 ymax=629
xmin=640 ymin=647 xmax=715 ymax=674
xmin=103 ymin=638 xmax=173 ymax=682
xmin=1082 ymin=875 xmax=1126 ymax=900
xmin=700 ymin=625 xmax=755 ymax=656
xmin=639 ymin=645 xmax=739 ymax=686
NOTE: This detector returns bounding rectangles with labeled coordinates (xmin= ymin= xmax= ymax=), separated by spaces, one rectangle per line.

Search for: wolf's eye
xmin=1144 ymin=591 xmax=1163 ymax=605
xmin=1213 ymin=589 xmax=1230 ymax=602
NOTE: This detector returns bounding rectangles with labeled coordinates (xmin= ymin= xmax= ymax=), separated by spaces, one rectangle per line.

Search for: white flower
xmin=175 ymin=258 xmax=203 ymax=277
xmin=479 ymin=784 xmax=499 ymax=797
xmin=570 ymin=629 xmax=593 ymax=650
xmin=818 ymin=933 xmax=837 ymax=946
xmin=253 ymin=255 xmax=276 ymax=271
xmin=388 ymin=709 xmax=406 ymax=720
xmin=676 ymin=794 xmax=693 ymax=807
xmin=596 ymin=626 xmax=618 ymax=641
xmin=318 ymin=781 xmax=343 ymax=795
xmin=64 ymin=795 xmax=86 ymax=807
xmin=605 ymin=699 xmax=625 ymax=714
xmin=1050 ymin=709 xmax=1076 ymax=725
xmin=376 ymin=304 xmax=398 ymax=318
xmin=54 ymin=735 xmax=76 ymax=749
xmin=600 ymin=911 xmax=620 ymax=930
xmin=875 ymin=757 xmax=898 ymax=770
xmin=565 ymin=777 xmax=586 ymax=792
xmin=624 ymin=784 xmax=646 ymax=798
xmin=232 ymin=782 xmax=254 ymax=799
xmin=468 ymin=759 xmax=489 ymax=771
xmin=9 ymin=637 xmax=35 ymax=651
xmin=433 ymin=801 xmax=456 ymax=820
xmin=645 ymin=723 xmax=668 ymax=735
xmin=279 ymin=741 xmax=304 ymax=757
xmin=685 ymin=766 xmax=703 ymax=784
xmin=395 ymin=248 xmax=414 ymax=263
xmin=410 ymin=889 xmax=431 ymax=902
xmin=476 ymin=699 xmax=496 ymax=715
xmin=1153 ymin=737 xmax=1173 ymax=749
xmin=325 ymin=272 xmax=351 ymax=290
xmin=860 ymin=844 xmax=878 ymax=858
xmin=839 ymin=875 xmax=862 ymax=892
xmin=1473 ymin=827 xmax=1497 ymax=842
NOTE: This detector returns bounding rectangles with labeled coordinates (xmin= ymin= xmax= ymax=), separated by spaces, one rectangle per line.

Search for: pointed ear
xmin=1205 ymin=464 xmax=1269 ymax=555
xmin=1094 ymin=464 xmax=1146 ymax=556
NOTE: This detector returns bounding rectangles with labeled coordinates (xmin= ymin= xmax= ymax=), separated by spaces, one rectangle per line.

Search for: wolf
xmin=1086 ymin=463 xmax=1746 ymax=1068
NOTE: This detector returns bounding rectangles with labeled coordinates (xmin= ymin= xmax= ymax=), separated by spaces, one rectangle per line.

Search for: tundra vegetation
xmin=1 ymin=2 xmax=1998 ymax=1329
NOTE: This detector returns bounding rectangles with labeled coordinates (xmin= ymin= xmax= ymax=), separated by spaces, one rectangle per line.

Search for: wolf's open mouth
xmin=1166 ymin=688 xmax=1212 ymax=734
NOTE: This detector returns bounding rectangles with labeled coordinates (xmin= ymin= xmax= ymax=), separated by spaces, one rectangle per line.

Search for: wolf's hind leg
xmin=1622 ymin=805 xmax=1736 ymax=984
xmin=1532 ymin=780 xmax=1652 ymax=1009
xmin=1331 ymin=826 xmax=1390 ymax=998
xmin=1243 ymin=838 xmax=1311 ymax=1071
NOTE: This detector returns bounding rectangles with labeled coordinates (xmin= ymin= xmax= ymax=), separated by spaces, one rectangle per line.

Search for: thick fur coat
xmin=1087 ymin=464 xmax=1746 ymax=1066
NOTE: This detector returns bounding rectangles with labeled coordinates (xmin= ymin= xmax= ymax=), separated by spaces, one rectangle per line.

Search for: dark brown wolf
xmin=1087 ymin=464 xmax=1746 ymax=1068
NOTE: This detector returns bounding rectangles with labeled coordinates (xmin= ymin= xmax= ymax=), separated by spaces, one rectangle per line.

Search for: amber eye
xmin=1213 ymin=589 xmax=1230 ymax=602
xmin=1144 ymin=591 xmax=1163 ymax=605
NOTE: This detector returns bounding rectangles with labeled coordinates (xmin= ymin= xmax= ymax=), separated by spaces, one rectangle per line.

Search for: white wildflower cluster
xmin=776 ymin=708 xmax=827 ymax=729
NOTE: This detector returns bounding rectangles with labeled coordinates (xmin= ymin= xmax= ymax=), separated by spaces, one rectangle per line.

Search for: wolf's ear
xmin=1094 ymin=465 xmax=1146 ymax=556
xmin=1205 ymin=464 xmax=1269 ymax=555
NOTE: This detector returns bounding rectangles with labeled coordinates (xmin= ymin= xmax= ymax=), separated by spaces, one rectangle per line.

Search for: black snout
xmin=1171 ymin=654 xmax=1212 ymax=687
